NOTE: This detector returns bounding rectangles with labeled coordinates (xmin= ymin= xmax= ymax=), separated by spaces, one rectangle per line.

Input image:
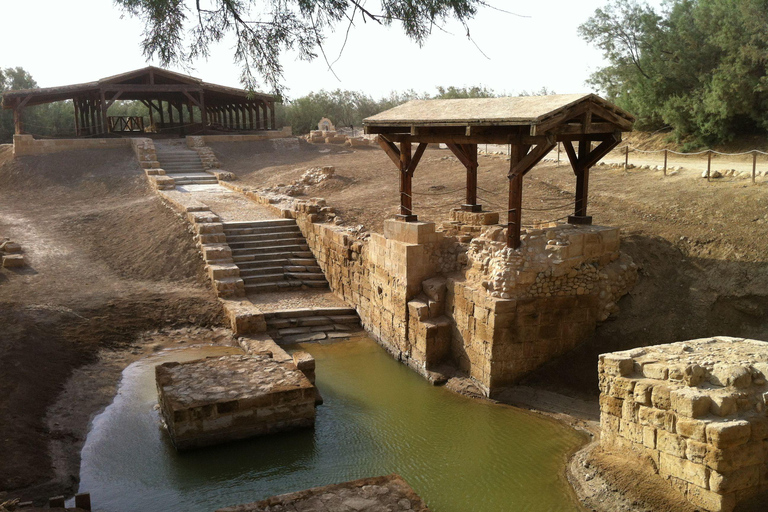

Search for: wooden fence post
xmin=707 ymin=150 xmax=712 ymax=182
xmin=663 ymin=149 xmax=668 ymax=176
xmin=624 ymin=145 xmax=629 ymax=171
xmin=753 ymin=152 xmax=757 ymax=184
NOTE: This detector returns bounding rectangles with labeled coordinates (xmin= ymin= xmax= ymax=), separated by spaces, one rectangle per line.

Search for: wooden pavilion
xmin=362 ymin=94 xmax=635 ymax=248
xmin=0 ymin=66 xmax=279 ymax=137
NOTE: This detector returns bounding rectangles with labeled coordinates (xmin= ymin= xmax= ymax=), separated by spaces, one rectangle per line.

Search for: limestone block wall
xmin=196 ymin=127 xmax=292 ymax=144
xmin=446 ymin=224 xmax=637 ymax=392
xmin=599 ymin=337 xmax=768 ymax=512
xmin=13 ymin=134 xmax=131 ymax=157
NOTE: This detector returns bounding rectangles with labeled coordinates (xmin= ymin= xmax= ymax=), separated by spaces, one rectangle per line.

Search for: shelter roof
xmin=363 ymin=93 xmax=634 ymax=139
xmin=1 ymin=66 xmax=276 ymax=109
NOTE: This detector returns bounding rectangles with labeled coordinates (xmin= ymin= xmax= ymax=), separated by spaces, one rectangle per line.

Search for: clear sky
xmin=0 ymin=0 xmax=660 ymax=100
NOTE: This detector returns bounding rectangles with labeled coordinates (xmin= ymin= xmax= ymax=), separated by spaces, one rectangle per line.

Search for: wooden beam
xmin=377 ymin=135 xmax=401 ymax=168
xmin=408 ymin=142 xmax=428 ymax=174
xmin=399 ymin=140 xmax=415 ymax=220
xmin=508 ymin=142 xmax=556 ymax=179
xmin=531 ymin=101 xmax=592 ymax=136
xmin=182 ymin=90 xmax=202 ymax=108
xmin=101 ymin=84 xmax=203 ymax=93
xmin=105 ymin=91 xmax=123 ymax=109
xmin=582 ymin=135 xmax=621 ymax=170
xmin=445 ymin=143 xmax=473 ymax=167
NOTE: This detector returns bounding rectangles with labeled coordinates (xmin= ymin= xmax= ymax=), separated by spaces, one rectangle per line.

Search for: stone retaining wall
xmin=221 ymin=182 xmax=638 ymax=394
xmin=12 ymin=134 xmax=131 ymax=156
xmin=599 ymin=337 xmax=768 ymax=512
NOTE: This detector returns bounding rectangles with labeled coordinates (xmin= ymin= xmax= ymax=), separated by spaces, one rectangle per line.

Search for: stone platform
xmin=215 ymin=474 xmax=431 ymax=511
xmin=599 ymin=336 xmax=768 ymax=512
xmin=156 ymin=354 xmax=315 ymax=450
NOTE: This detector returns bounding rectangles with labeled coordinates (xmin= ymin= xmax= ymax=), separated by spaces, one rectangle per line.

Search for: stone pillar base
xmin=383 ymin=219 xmax=437 ymax=244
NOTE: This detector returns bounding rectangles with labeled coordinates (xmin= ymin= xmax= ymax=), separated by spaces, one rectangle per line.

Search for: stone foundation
xmin=12 ymin=134 xmax=132 ymax=157
xmin=599 ymin=337 xmax=768 ymax=512
xmin=215 ymin=474 xmax=430 ymax=511
xmin=156 ymin=354 xmax=316 ymax=450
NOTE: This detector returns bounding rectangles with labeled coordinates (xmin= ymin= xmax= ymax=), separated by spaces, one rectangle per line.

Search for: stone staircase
xmin=263 ymin=307 xmax=361 ymax=343
xmin=155 ymin=144 xmax=219 ymax=185
xmin=223 ymin=219 xmax=330 ymax=294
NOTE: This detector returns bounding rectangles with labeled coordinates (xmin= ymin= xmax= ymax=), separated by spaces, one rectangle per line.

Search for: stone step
xmin=241 ymin=271 xmax=326 ymax=284
xmin=226 ymin=230 xmax=301 ymax=243
xmin=244 ymin=281 xmax=323 ymax=293
xmin=228 ymin=238 xmax=308 ymax=250
xmin=164 ymin=172 xmax=216 ymax=179
xmin=233 ymin=250 xmax=315 ymax=263
xmin=224 ymin=225 xmax=301 ymax=237
xmin=223 ymin=219 xmax=297 ymax=230
xmin=239 ymin=265 xmax=322 ymax=277
xmin=162 ymin=166 xmax=206 ymax=172
xmin=262 ymin=307 xmax=357 ymax=320
xmin=227 ymin=231 xmax=303 ymax=246
xmin=230 ymin=241 xmax=309 ymax=253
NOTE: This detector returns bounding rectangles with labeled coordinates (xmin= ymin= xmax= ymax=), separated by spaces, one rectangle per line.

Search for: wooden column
xmin=269 ymin=102 xmax=275 ymax=130
xmin=199 ymin=92 xmax=207 ymax=130
xmin=13 ymin=107 xmax=22 ymax=134
xmin=262 ymin=101 xmax=268 ymax=130
xmin=73 ymin=99 xmax=81 ymax=136
xmin=507 ymin=144 xmax=525 ymax=249
xmin=99 ymin=91 xmax=108 ymax=134
xmin=399 ymin=141 xmax=414 ymax=220
xmin=573 ymin=139 xmax=590 ymax=220
xmin=464 ymin=144 xmax=480 ymax=211
xmin=248 ymin=104 xmax=255 ymax=130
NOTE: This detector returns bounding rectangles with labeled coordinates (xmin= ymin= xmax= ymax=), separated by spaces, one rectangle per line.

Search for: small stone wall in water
xmin=599 ymin=337 xmax=768 ymax=512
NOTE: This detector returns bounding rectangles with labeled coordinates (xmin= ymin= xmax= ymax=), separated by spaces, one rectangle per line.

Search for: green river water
xmin=77 ymin=336 xmax=585 ymax=511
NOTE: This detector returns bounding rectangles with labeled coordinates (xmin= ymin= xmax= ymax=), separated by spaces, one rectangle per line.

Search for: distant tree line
xmin=581 ymin=0 xmax=768 ymax=147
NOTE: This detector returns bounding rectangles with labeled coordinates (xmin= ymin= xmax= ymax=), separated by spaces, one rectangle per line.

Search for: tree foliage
xmin=115 ymin=0 xmax=493 ymax=96
xmin=580 ymin=0 xmax=768 ymax=145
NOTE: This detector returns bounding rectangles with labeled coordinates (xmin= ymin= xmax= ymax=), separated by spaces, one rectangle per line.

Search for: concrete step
xmin=233 ymin=250 xmax=314 ymax=263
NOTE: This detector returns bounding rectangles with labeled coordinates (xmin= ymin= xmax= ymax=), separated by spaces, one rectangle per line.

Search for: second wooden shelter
xmin=363 ymin=94 xmax=635 ymax=248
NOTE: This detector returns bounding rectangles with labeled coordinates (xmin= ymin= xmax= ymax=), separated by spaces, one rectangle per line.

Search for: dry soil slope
xmin=0 ymin=145 xmax=222 ymax=500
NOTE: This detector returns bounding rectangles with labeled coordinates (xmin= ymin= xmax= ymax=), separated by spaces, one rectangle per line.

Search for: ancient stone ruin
xmin=215 ymin=474 xmax=430 ymax=512
xmin=0 ymin=238 xmax=25 ymax=268
xmin=156 ymin=354 xmax=316 ymax=450
xmin=599 ymin=337 xmax=768 ymax=512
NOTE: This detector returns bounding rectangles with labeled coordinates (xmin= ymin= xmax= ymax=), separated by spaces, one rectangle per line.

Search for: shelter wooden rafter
xmin=0 ymin=66 xmax=279 ymax=137
xmin=362 ymin=94 xmax=635 ymax=248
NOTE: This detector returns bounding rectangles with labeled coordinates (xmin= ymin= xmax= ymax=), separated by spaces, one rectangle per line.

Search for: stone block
xmin=671 ymin=388 xmax=712 ymax=418
xmin=2 ymin=254 xmax=25 ymax=268
xmin=156 ymin=354 xmax=315 ymax=450
xmin=652 ymin=384 xmax=672 ymax=410
xmin=599 ymin=353 xmax=634 ymax=376
xmin=686 ymin=484 xmax=736 ymax=512
xmin=677 ymin=418 xmax=707 ymax=442
xmin=659 ymin=452 xmax=709 ymax=489
xmin=634 ymin=380 xmax=654 ymax=405
xmin=656 ymin=430 xmax=687 ymax=458
xmin=706 ymin=421 xmax=751 ymax=449
xmin=709 ymin=465 xmax=760 ymax=494
xmin=2 ymin=242 xmax=21 ymax=253
xmin=383 ymin=219 xmax=436 ymax=245
xmin=600 ymin=394 xmax=623 ymax=417
xmin=705 ymin=442 xmax=764 ymax=472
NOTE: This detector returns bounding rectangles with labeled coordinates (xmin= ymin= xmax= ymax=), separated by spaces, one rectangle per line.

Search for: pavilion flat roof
xmin=363 ymin=93 xmax=635 ymax=128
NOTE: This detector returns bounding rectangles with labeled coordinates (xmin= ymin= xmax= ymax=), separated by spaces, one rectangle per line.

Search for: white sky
xmin=0 ymin=0 xmax=663 ymax=100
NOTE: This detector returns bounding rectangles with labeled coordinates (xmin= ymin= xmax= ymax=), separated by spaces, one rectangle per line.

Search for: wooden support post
xmin=262 ymin=102 xmax=269 ymax=130
xmin=100 ymin=91 xmax=108 ymax=134
xmin=398 ymin=141 xmax=416 ymax=221
xmin=12 ymin=107 xmax=22 ymax=134
xmin=507 ymin=144 xmax=524 ymax=249
xmin=574 ymin=139 xmax=590 ymax=219
xmin=707 ymin=150 xmax=712 ymax=182
xmin=269 ymin=102 xmax=276 ymax=130
xmin=199 ymin=92 xmax=206 ymax=130
xmin=557 ymin=142 xmax=561 ymax=167
xmin=753 ymin=152 xmax=757 ymax=184
xmin=463 ymin=144 xmax=481 ymax=212
xmin=663 ymin=149 xmax=668 ymax=176
xmin=73 ymin=100 xmax=81 ymax=136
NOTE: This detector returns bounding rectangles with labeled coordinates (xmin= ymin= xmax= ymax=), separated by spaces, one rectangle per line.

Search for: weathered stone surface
xmin=2 ymin=254 xmax=25 ymax=267
xmin=215 ymin=474 xmax=430 ymax=512
xmin=156 ymin=354 xmax=315 ymax=449
xmin=600 ymin=337 xmax=768 ymax=512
